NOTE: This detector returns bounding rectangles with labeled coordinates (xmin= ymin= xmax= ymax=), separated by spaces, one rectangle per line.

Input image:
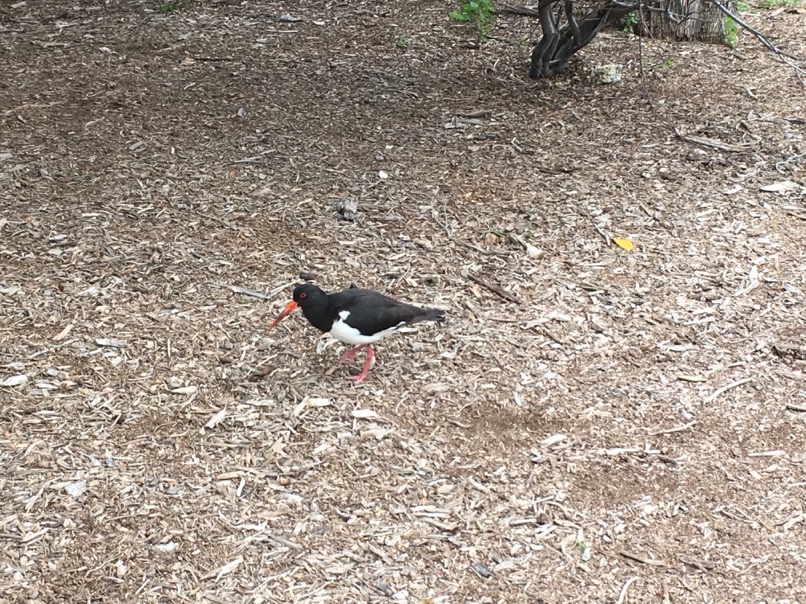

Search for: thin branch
xmin=565 ymin=0 xmax=581 ymax=45
xmin=704 ymin=377 xmax=753 ymax=404
xmin=201 ymin=282 xmax=271 ymax=301
xmin=608 ymin=0 xmax=699 ymax=21
xmin=468 ymin=274 xmax=521 ymax=304
xmin=498 ymin=5 xmax=541 ymax=18
xmin=649 ymin=421 xmax=696 ymax=436
xmin=635 ymin=3 xmax=755 ymax=152
xmin=707 ymin=0 xmax=805 ymax=84
xmin=617 ymin=577 xmax=640 ymax=604
xmin=776 ymin=152 xmax=806 ymax=174
xmin=201 ymin=280 xmax=298 ymax=301
xmin=504 ymin=0 xmax=804 ymax=85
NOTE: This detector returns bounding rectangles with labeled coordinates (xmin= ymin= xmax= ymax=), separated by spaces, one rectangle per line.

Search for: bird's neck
xmin=301 ymin=303 xmax=334 ymax=333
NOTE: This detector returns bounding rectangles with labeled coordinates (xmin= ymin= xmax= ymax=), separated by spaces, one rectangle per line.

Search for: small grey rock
xmin=65 ymin=480 xmax=87 ymax=497
xmin=471 ymin=561 xmax=493 ymax=578
xmin=335 ymin=197 xmax=358 ymax=221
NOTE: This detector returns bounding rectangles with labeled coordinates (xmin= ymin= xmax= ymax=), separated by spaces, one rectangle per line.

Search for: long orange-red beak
xmin=268 ymin=300 xmax=298 ymax=330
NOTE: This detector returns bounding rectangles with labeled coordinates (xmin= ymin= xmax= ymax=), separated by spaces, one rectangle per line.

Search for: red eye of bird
xmin=299 ymin=292 xmax=307 ymax=299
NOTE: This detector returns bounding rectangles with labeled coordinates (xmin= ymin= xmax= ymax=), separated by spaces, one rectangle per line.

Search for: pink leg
xmin=340 ymin=344 xmax=365 ymax=364
xmin=346 ymin=345 xmax=374 ymax=383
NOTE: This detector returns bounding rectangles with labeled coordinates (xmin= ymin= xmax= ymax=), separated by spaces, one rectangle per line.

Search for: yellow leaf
xmin=612 ymin=237 xmax=634 ymax=251
xmin=678 ymin=374 xmax=707 ymax=383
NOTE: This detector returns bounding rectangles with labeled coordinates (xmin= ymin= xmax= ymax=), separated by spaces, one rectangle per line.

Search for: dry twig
xmin=704 ymin=378 xmax=753 ymax=404
xmin=468 ymin=274 xmax=521 ymax=304
xmin=649 ymin=421 xmax=696 ymax=436
xmin=620 ymin=551 xmax=668 ymax=566
xmin=616 ymin=576 xmax=639 ymax=604
xmin=707 ymin=0 xmax=806 ymax=84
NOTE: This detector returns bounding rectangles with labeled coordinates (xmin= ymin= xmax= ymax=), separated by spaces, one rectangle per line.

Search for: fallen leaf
xmin=215 ymin=471 xmax=241 ymax=481
xmin=512 ymin=234 xmax=544 ymax=258
xmin=205 ymin=407 xmax=227 ymax=428
xmin=171 ymin=385 xmax=198 ymax=395
xmin=540 ymin=433 xmax=567 ymax=447
xmin=678 ymin=374 xmax=707 ymax=383
xmin=53 ymin=324 xmax=74 ymax=341
xmin=64 ymin=480 xmax=87 ymax=497
xmin=734 ymin=265 xmax=760 ymax=297
xmin=205 ymin=556 xmax=243 ymax=581
xmin=115 ymin=560 xmax=128 ymax=577
xmin=612 ymin=237 xmax=634 ymax=251
xmin=293 ymin=400 xmax=307 ymax=417
xmin=1 ymin=374 xmax=28 ymax=387
xmin=352 ymin=409 xmax=378 ymax=419
xmin=759 ymin=181 xmax=798 ymax=193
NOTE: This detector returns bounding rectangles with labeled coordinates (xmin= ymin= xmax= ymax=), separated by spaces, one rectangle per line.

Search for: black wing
xmin=330 ymin=288 xmax=444 ymax=336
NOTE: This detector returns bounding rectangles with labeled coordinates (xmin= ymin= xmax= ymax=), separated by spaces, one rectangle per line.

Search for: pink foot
xmin=340 ymin=345 xmax=364 ymax=364
xmin=346 ymin=345 xmax=374 ymax=383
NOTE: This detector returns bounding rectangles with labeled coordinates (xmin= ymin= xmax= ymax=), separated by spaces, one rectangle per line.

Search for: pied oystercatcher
xmin=268 ymin=283 xmax=446 ymax=383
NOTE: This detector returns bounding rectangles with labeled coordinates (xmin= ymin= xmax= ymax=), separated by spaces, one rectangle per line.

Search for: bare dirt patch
xmin=1 ymin=1 xmax=805 ymax=603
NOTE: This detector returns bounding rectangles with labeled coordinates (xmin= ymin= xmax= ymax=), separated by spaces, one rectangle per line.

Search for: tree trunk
xmin=506 ymin=0 xmax=730 ymax=80
xmin=641 ymin=0 xmax=727 ymax=43
xmin=527 ymin=4 xmax=624 ymax=79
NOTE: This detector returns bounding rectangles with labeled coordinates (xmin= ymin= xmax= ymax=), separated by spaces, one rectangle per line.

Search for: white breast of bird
xmin=329 ymin=310 xmax=408 ymax=345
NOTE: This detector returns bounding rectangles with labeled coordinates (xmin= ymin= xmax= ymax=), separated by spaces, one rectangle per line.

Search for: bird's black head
xmin=290 ymin=282 xmax=334 ymax=332
xmin=268 ymin=283 xmax=329 ymax=331
xmin=292 ymin=283 xmax=327 ymax=308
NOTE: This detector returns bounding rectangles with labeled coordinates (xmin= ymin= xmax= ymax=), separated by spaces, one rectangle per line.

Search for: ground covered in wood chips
xmin=2 ymin=1 xmax=806 ymax=603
